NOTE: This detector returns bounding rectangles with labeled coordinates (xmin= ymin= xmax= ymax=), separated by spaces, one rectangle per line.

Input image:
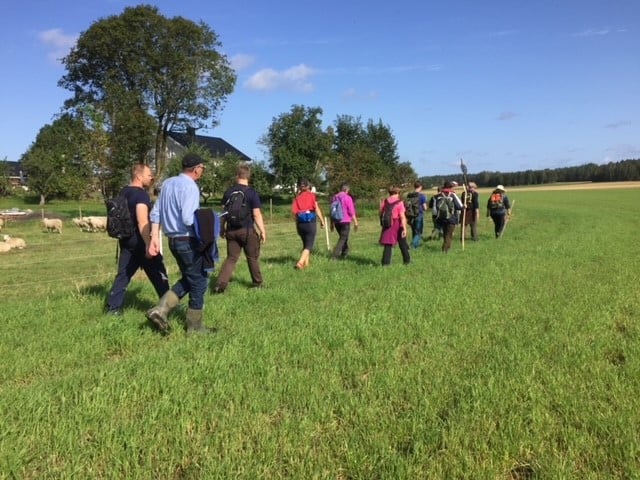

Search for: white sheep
xmin=85 ymin=216 xmax=108 ymax=232
xmin=72 ymin=217 xmax=90 ymax=231
xmin=0 ymin=242 xmax=11 ymax=253
xmin=42 ymin=217 xmax=63 ymax=234
xmin=2 ymin=234 xmax=26 ymax=249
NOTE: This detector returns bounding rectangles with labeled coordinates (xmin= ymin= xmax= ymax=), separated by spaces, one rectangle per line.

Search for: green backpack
xmin=436 ymin=193 xmax=454 ymax=221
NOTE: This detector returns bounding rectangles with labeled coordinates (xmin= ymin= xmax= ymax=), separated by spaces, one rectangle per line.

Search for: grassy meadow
xmin=0 ymin=185 xmax=639 ymax=479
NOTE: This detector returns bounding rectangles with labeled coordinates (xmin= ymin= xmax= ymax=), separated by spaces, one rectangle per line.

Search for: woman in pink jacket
xmin=379 ymin=185 xmax=411 ymax=266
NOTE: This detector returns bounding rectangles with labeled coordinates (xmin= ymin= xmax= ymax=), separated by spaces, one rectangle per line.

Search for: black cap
xmin=182 ymin=153 xmax=203 ymax=168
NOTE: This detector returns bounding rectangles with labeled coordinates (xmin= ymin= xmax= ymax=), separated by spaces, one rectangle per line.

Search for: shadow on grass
xmin=262 ymin=254 xmax=299 ymax=266
xmin=81 ymin=283 xmax=156 ymax=314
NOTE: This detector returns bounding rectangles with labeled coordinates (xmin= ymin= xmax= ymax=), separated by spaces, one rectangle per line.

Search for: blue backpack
xmin=330 ymin=197 xmax=344 ymax=222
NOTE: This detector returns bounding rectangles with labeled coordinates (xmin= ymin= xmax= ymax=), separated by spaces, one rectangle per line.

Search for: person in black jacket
xmin=487 ymin=185 xmax=512 ymax=238
xmin=213 ymin=164 xmax=266 ymax=292
xmin=106 ymin=164 xmax=169 ymax=315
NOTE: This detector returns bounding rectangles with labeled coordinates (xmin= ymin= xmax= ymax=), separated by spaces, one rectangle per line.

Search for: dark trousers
xmin=440 ymin=222 xmax=456 ymax=253
xmin=461 ymin=210 xmax=478 ymax=241
xmin=169 ymin=237 xmax=209 ymax=310
xmin=381 ymin=233 xmax=411 ymax=266
xmin=216 ymin=227 xmax=263 ymax=289
xmin=332 ymin=222 xmax=351 ymax=258
xmin=490 ymin=213 xmax=506 ymax=237
xmin=107 ymin=238 xmax=169 ymax=311
xmin=296 ymin=221 xmax=317 ymax=251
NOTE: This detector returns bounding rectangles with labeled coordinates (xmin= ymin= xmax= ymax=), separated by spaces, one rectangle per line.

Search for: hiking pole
xmin=500 ymin=200 xmax=515 ymax=237
xmin=459 ymin=158 xmax=469 ymax=250
xmin=324 ymin=215 xmax=331 ymax=251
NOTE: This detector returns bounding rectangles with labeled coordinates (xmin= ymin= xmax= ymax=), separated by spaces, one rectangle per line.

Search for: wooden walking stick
xmin=324 ymin=215 xmax=331 ymax=251
xmin=459 ymin=158 xmax=469 ymax=251
xmin=500 ymin=199 xmax=515 ymax=237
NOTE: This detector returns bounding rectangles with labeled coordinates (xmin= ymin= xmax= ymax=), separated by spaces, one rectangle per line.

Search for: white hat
xmin=496 ymin=185 xmax=506 ymax=192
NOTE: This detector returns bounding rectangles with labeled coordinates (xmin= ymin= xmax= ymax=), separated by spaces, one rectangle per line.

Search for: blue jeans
xmin=168 ymin=237 xmax=209 ymax=310
xmin=410 ymin=216 xmax=424 ymax=248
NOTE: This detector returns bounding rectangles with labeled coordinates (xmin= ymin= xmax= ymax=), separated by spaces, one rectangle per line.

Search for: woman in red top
xmin=291 ymin=179 xmax=325 ymax=269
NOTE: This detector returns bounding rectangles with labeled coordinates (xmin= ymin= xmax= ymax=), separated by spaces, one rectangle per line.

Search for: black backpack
xmin=223 ymin=189 xmax=251 ymax=229
xmin=106 ymin=195 xmax=135 ymax=239
xmin=404 ymin=192 xmax=421 ymax=220
xmin=380 ymin=200 xmax=399 ymax=229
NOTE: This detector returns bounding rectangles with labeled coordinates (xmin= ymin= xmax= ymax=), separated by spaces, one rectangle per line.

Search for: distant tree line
xmin=419 ymin=159 xmax=640 ymax=189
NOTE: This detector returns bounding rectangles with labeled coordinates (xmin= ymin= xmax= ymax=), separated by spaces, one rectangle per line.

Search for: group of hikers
xmin=105 ymin=154 xmax=512 ymax=334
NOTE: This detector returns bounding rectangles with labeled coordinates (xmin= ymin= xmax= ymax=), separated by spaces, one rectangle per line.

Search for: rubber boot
xmin=185 ymin=308 xmax=215 ymax=335
xmin=145 ymin=290 xmax=179 ymax=332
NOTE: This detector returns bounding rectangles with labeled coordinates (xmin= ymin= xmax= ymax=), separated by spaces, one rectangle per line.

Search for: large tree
xmin=21 ymin=114 xmax=92 ymax=205
xmin=327 ymin=115 xmax=412 ymax=197
xmin=0 ymin=160 xmax=11 ymax=197
xmin=260 ymin=105 xmax=332 ymax=193
xmin=59 ymin=4 xmax=236 ymax=182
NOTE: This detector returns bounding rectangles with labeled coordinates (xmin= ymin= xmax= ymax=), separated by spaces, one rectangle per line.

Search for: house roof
xmin=168 ymin=131 xmax=252 ymax=162
xmin=2 ymin=161 xmax=23 ymax=177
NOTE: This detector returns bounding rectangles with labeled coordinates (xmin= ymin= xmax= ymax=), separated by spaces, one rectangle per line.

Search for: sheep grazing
xmin=42 ymin=217 xmax=63 ymax=234
xmin=2 ymin=234 xmax=26 ymax=250
xmin=0 ymin=242 xmax=11 ymax=253
xmin=72 ymin=217 xmax=90 ymax=231
xmin=85 ymin=216 xmax=108 ymax=232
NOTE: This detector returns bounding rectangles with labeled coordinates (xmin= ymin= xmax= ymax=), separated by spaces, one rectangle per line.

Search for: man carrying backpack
xmin=329 ymin=183 xmax=358 ymax=260
xmin=487 ymin=184 xmax=512 ymax=238
xmin=105 ymin=164 xmax=170 ymax=316
xmin=432 ymin=181 xmax=463 ymax=253
xmin=213 ymin=163 xmax=266 ymax=293
xmin=405 ymin=180 xmax=428 ymax=248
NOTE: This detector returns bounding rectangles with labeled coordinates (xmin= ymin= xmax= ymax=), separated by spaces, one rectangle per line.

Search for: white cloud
xmin=603 ymin=144 xmax=640 ymax=160
xmin=497 ymin=111 xmax=518 ymax=121
xmin=573 ymin=28 xmax=610 ymax=37
xmin=341 ymin=88 xmax=378 ymax=101
xmin=244 ymin=64 xmax=315 ymax=92
xmin=486 ymin=30 xmax=519 ymax=38
xmin=230 ymin=53 xmax=255 ymax=72
xmin=37 ymin=28 xmax=77 ymax=64
xmin=604 ymin=120 xmax=631 ymax=129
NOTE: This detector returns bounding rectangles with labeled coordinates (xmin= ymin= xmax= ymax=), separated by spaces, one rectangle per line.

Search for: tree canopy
xmin=21 ymin=114 xmax=93 ymax=205
xmin=59 ymin=4 xmax=236 ymax=184
xmin=260 ymin=105 xmax=332 ymax=193
xmin=260 ymin=106 xmax=414 ymax=198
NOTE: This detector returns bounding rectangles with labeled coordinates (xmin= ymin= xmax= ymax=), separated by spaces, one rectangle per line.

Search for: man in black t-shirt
xmin=106 ymin=164 xmax=170 ymax=315
xmin=213 ymin=164 xmax=267 ymax=293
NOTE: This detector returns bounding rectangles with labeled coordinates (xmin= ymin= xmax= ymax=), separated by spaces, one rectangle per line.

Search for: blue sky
xmin=1 ymin=0 xmax=638 ymax=176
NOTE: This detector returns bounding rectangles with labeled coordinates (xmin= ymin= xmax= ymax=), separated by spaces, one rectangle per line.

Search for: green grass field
xmin=1 ymin=187 xmax=639 ymax=479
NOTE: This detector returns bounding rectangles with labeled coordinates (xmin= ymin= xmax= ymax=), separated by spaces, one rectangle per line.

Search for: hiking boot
xmin=145 ymin=290 xmax=179 ymax=333
xmin=185 ymin=308 xmax=216 ymax=335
